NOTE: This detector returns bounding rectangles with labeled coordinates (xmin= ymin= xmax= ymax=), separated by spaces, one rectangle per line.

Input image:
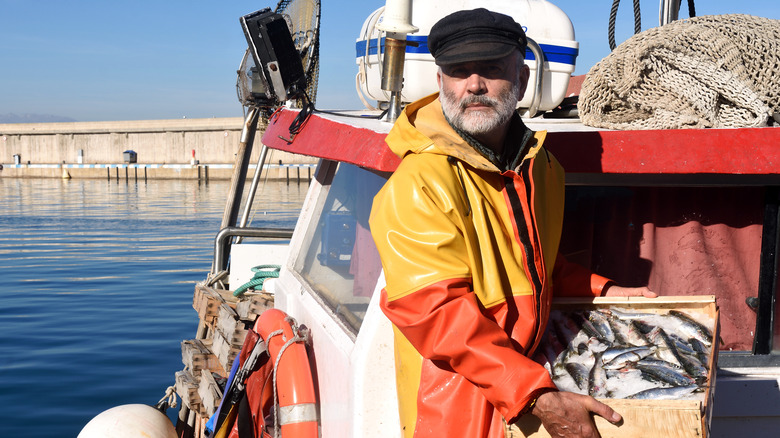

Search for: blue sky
xmin=0 ymin=0 xmax=777 ymax=121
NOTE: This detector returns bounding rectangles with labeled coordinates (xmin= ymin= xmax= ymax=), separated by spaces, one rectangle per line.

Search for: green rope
xmin=233 ymin=264 xmax=281 ymax=297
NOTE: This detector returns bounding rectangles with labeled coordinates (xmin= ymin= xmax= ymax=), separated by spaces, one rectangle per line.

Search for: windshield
xmin=293 ymin=161 xmax=388 ymax=333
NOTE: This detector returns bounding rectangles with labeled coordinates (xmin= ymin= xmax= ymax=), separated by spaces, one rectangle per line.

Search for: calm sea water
xmin=0 ymin=177 xmax=307 ymax=437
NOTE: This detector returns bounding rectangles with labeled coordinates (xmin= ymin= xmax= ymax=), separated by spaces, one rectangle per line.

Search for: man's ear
xmin=436 ymin=69 xmax=443 ymax=91
xmin=517 ymin=64 xmax=531 ymax=101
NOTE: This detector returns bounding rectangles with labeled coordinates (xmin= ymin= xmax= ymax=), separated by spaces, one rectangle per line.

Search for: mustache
xmin=458 ymin=95 xmax=499 ymax=110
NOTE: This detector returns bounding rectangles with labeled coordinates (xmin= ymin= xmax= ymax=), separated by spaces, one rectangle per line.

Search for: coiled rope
xmin=265 ymin=317 xmax=310 ymax=438
xmin=154 ymin=386 xmax=178 ymax=412
xmin=233 ymin=265 xmax=281 ymax=297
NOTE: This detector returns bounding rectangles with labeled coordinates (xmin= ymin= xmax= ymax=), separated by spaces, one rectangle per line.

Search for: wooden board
xmin=198 ymin=369 xmax=224 ymax=418
xmin=235 ymin=291 xmax=274 ymax=322
xmin=216 ymin=304 xmax=248 ymax=347
xmin=212 ymin=329 xmax=241 ymax=372
xmin=175 ymin=370 xmax=204 ymax=416
xmin=181 ymin=339 xmax=224 ymax=377
xmin=511 ymin=296 xmax=719 ymax=438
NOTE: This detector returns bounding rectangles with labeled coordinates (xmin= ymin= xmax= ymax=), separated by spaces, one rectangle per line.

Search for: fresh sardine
xmin=602 ymin=345 xmax=652 ymax=364
xmin=603 ymin=347 xmax=655 ymax=370
xmin=635 ymin=362 xmax=696 ymax=387
xmin=589 ymin=352 xmax=609 ymax=398
xmin=587 ymin=310 xmax=616 ymax=343
xmin=669 ymin=310 xmax=713 ymax=346
xmin=607 ymin=314 xmax=651 ymax=347
xmin=626 ymin=384 xmax=700 ymax=400
xmin=647 ymin=327 xmax=685 ymax=368
xmin=679 ymin=352 xmax=709 ymax=384
xmin=565 ymin=362 xmax=590 ymax=392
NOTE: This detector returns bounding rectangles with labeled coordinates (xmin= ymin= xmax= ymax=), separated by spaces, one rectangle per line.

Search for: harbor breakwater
xmin=0 ymin=117 xmax=316 ymax=180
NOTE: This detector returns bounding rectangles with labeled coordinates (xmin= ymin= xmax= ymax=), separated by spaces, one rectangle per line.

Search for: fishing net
xmin=579 ymin=14 xmax=780 ymax=130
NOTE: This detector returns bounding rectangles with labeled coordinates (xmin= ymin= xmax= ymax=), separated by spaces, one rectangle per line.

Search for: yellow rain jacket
xmin=369 ymin=94 xmax=611 ymax=438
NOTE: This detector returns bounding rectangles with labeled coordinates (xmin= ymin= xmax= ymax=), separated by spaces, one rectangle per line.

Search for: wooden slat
xmin=175 ymin=370 xmax=204 ymax=416
xmin=216 ymin=304 xmax=248 ymax=347
xmin=181 ymin=339 xmax=225 ymax=377
xmin=235 ymin=291 xmax=274 ymax=322
xmin=198 ymin=369 xmax=224 ymax=418
xmin=212 ymin=329 xmax=241 ymax=372
xmin=193 ymin=285 xmax=226 ymax=329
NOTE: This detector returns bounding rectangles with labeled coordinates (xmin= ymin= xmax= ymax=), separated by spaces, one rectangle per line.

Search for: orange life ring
xmin=254 ymin=309 xmax=318 ymax=438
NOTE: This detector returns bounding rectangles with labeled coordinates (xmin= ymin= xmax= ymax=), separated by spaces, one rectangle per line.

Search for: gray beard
xmin=440 ymin=83 xmax=519 ymax=137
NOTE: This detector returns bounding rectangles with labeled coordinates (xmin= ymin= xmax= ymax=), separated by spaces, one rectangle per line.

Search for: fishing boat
xmin=79 ymin=0 xmax=780 ymax=437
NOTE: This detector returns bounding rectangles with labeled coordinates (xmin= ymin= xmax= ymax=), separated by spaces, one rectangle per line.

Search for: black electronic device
xmin=240 ymin=8 xmax=307 ymax=103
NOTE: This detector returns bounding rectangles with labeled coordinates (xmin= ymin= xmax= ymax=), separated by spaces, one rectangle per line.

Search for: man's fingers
xmin=604 ymin=285 xmax=657 ymax=298
xmin=580 ymin=396 xmax=621 ymax=423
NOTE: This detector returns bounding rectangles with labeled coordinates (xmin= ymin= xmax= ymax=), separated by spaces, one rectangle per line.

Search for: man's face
xmin=438 ymin=52 xmax=529 ymax=139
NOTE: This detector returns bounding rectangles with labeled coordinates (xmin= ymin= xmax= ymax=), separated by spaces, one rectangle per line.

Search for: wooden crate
xmin=175 ymin=370 xmax=204 ymax=416
xmin=216 ymin=304 xmax=248 ymax=347
xmin=511 ymin=296 xmax=719 ymax=438
xmin=181 ymin=338 xmax=224 ymax=377
xmin=193 ymin=284 xmax=229 ymax=329
xmin=210 ymin=303 xmax=249 ymax=371
xmin=193 ymin=284 xmax=274 ymax=326
xmin=212 ymin=329 xmax=241 ymax=372
xmin=198 ymin=368 xmax=224 ymax=418
xmin=235 ymin=291 xmax=274 ymax=322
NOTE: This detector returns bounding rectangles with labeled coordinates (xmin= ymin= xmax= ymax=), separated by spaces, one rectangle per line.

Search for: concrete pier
xmin=0 ymin=117 xmax=317 ymax=180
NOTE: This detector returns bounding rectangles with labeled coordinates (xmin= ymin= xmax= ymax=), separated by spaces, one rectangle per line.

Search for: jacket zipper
xmin=504 ymin=161 xmax=544 ymax=349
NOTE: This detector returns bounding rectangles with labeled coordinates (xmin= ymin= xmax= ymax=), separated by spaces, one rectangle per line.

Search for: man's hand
xmin=602 ymin=284 xmax=657 ymax=298
xmin=530 ymin=391 xmax=620 ymax=438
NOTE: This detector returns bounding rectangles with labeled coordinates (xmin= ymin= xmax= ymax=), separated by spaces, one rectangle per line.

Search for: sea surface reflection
xmin=0 ymin=177 xmax=306 ymax=437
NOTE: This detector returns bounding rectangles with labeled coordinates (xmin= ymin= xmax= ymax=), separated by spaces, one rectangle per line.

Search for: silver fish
xmin=679 ymin=352 xmax=709 ymax=384
xmin=668 ymin=332 xmax=698 ymax=356
xmin=603 ymin=347 xmax=655 ymax=370
xmin=607 ymin=314 xmax=651 ymax=347
xmin=588 ymin=310 xmax=616 ymax=343
xmin=626 ymin=384 xmax=700 ymax=400
xmin=565 ymin=362 xmax=590 ymax=392
xmin=602 ymin=345 xmax=653 ymax=364
xmin=669 ymin=310 xmax=713 ymax=346
xmin=636 ymin=357 xmax=683 ymax=370
xmin=635 ymin=362 xmax=696 ymax=387
xmin=589 ymin=352 xmax=609 ymax=398
xmin=646 ymin=327 xmax=685 ymax=368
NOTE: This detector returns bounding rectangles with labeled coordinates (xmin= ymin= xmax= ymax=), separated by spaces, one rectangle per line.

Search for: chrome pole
xmin=525 ymin=37 xmax=546 ymax=118
xmin=659 ymin=0 xmax=681 ymax=26
xmin=236 ymin=144 xmax=271 ymax=243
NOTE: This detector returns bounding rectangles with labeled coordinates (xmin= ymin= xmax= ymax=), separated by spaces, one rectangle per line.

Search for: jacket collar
xmin=386 ymin=93 xmax=542 ymax=173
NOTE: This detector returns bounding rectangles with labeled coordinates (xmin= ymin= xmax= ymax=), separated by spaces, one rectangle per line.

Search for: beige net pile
xmin=579 ymin=14 xmax=780 ymax=130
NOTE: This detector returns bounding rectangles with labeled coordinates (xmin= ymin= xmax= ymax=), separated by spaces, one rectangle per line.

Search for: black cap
xmin=428 ymin=8 xmax=527 ymax=66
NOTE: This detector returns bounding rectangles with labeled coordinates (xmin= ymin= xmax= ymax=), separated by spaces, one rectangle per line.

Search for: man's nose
xmin=465 ymin=73 xmax=487 ymax=95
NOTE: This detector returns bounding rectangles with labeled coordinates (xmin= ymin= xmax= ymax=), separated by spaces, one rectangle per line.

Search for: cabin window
xmin=293 ymin=161 xmax=388 ymax=333
xmin=560 ymin=185 xmax=780 ymax=364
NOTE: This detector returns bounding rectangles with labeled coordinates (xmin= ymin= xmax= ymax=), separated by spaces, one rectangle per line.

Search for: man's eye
xmin=448 ymin=68 xmax=468 ymax=78
xmin=483 ymin=66 xmax=503 ymax=77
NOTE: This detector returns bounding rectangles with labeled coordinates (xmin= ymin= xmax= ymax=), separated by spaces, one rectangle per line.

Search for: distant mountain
xmin=0 ymin=113 xmax=77 ymax=123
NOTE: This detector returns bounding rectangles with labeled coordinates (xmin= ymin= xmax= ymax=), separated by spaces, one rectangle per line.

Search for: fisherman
xmin=369 ymin=8 xmax=656 ymax=438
